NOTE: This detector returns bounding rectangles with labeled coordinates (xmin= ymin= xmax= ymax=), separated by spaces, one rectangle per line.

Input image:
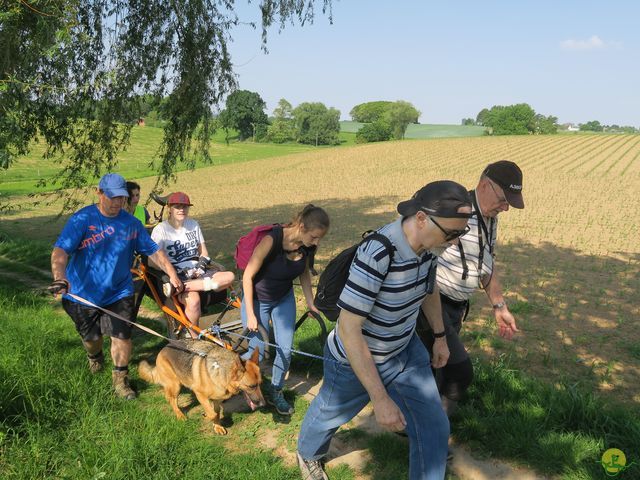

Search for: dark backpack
xmin=314 ymin=231 xmax=395 ymax=322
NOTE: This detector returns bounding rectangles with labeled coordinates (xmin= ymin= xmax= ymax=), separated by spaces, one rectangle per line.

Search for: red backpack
xmin=234 ymin=224 xmax=281 ymax=270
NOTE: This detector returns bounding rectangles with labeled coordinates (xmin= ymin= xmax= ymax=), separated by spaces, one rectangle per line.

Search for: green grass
xmin=2 ymin=236 xmax=639 ymax=479
xmin=0 ymin=273 xmax=353 ymax=480
xmin=453 ymin=354 xmax=640 ymax=479
xmin=339 ymin=120 xmax=487 ymax=138
xmin=0 ymin=127 xmax=319 ymax=196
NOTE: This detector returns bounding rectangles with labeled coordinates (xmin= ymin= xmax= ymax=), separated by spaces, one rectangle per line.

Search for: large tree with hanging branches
xmin=0 ymin=0 xmax=332 ymax=210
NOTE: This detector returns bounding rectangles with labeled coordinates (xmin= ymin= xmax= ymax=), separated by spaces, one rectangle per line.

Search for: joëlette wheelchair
xmin=131 ymin=193 xmax=328 ymax=356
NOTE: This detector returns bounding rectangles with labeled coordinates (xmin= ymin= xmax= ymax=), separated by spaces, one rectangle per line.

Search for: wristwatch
xmin=433 ymin=330 xmax=446 ymax=338
xmin=492 ymin=301 xmax=506 ymax=310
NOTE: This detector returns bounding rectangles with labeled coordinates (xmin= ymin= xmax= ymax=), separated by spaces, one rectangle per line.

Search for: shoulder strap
xmin=359 ymin=232 xmax=395 ymax=277
xmin=264 ymin=224 xmax=283 ymax=264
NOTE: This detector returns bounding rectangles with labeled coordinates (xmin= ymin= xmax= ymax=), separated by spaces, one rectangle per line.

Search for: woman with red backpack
xmin=241 ymin=204 xmax=330 ymax=415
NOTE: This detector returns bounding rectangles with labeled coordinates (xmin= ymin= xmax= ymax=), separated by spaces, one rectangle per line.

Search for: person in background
xmin=418 ymin=161 xmax=524 ymax=420
xmin=125 ymin=181 xmax=150 ymax=226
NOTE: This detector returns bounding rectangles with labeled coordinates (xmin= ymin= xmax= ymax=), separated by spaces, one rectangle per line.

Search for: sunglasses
xmin=488 ymin=181 xmax=508 ymax=205
xmin=430 ymin=217 xmax=470 ymax=241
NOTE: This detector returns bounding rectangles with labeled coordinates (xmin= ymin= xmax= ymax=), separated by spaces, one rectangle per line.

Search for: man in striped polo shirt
xmin=418 ymin=161 xmax=524 ymax=419
xmin=297 ymin=181 xmax=472 ymax=480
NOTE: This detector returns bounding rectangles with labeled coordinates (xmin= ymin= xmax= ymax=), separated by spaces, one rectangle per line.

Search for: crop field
xmin=2 ymin=133 xmax=639 ymax=409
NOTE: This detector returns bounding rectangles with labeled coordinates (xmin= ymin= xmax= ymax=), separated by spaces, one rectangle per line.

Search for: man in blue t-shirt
xmin=50 ymin=173 xmax=182 ymax=400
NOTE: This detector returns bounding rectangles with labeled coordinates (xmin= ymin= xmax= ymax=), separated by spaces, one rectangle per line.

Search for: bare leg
xmin=110 ymin=337 xmax=132 ymax=367
xmin=82 ymin=337 xmax=104 ymax=356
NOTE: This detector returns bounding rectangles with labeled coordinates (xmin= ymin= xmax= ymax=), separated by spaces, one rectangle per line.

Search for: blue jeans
xmin=241 ymin=288 xmax=296 ymax=389
xmin=297 ymin=335 xmax=449 ymax=480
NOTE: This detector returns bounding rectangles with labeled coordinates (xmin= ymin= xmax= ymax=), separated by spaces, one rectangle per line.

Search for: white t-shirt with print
xmin=151 ymin=219 xmax=205 ymax=270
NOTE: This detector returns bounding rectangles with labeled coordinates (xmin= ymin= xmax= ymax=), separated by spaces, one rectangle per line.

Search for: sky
xmin=226 ymin=1 xmax=639 ymax=126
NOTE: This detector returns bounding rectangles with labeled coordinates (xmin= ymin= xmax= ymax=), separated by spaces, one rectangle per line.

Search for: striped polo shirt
xmin=437 ymin=193 xmax=498 ymax=301
xmin=328 ymin=218 xmax=438 ymax=364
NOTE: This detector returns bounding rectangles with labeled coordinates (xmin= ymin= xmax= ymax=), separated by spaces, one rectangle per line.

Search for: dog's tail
xmin=138 ymin=360 xmax=157 ymax=384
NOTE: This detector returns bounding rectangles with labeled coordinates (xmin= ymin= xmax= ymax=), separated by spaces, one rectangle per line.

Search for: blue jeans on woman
xmin=241 ymin=288 xmax=296 ymax=389
xmin=297 ymin=334 xmax=449 ymax=480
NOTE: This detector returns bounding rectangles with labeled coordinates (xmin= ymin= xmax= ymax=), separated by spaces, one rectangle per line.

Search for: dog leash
xmin=65 ymin=293 xmax=207 ymax=358
xmin=64 ymin=293 xmax=339 ymax=365
xmin=210 ymin=325 xmax=341 ymax=365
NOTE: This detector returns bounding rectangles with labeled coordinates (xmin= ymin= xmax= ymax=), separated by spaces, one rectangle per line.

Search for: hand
xmin=47 ymin=279 xmax=69 ymax=298
xmin=431 ymin=337 xmax=450 ymax=368
xmin=247 ymin=313 xmax=259 ymax=332
xmin=372 ymin=394 xmax=407 ymax=432
xmin=169 ymin=275 xmax=184 ymax=294
xmin=494 ymin=307 xmax=518 ymax=340
xmin=308 ymin=303 xmax=321 ymax=315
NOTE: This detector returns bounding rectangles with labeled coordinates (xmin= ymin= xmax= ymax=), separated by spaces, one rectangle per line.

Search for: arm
xmin=199 ymin=242 xmax=210 ymax=259
xmin=420 ymin=284 xmax=450 ymax=368
xmin=483 ymin=267 xmax=518 ymax=340
xmin=50 ymin=247 xmax=70 ymax=296
xmin=338 ymin=311 xmax=406 ymax=432
xmin=148 ymin=249 xmax=183 ymax=292
xmin=299 ymin=260 xmax=320 ymax=314
xmin=242 ymin=236 xmax=274 ymax=331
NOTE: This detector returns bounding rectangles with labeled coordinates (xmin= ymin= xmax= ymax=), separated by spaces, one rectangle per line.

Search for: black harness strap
xmin=458 ymin=190 xmax=495 ymax=287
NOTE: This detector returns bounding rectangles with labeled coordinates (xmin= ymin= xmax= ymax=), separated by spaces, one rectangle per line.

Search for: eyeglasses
xmin=430 ymin=217 xmax=470 ymax=241
xmin=488 ymin=181 xmax=508 ymax=205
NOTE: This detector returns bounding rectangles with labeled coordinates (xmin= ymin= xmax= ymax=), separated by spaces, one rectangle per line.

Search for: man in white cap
xmin=418 ymin=160 xmax=524 ymax=419
xmin=50 ymin=173 xmax=182 ymax=399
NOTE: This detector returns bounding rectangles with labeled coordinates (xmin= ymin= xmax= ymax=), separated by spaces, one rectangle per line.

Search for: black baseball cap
xmin=483 ymin=160 xmax=524 ymax=209
xmin=397 ymin=180 xmax=473 ymax=218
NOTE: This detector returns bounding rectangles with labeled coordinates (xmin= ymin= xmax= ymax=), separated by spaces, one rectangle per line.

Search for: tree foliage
xmin=0 ymin=0 xmax=332 ymax=210
xmin=476 ymin=103 xmax=557 ymax=135
xmin=267 ymin=99 xmax=296 ymax=143
xmin=350 ymin=101 xmax=393 ymax=123
xmin=293 ymin=102 xmax=340 ymax=145
xmin=385 ymin=101 xmax=420 ymax=140
xmin=355 ymin=120 xmax=392 ymax=143
xmin=580 ymin=120 xmax=604 ymax=132
xmin=219 ymin=90 xmax=268 ymax=141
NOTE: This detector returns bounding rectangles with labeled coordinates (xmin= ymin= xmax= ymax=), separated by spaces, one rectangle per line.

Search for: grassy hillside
xmin=340 ymin=121 xmax=486 ymax=138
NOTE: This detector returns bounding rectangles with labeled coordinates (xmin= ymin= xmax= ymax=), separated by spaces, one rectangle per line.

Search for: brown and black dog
xmin=139 ymin=339 xmax=265 ymax=434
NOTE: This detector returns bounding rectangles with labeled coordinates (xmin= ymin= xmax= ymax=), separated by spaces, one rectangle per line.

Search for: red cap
xmin=167 ymin=192 xmax=193 ymax=206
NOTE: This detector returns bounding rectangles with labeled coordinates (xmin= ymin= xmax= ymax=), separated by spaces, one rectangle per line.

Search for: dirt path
xmin=221 ymin=370 xmax=549 ymax=480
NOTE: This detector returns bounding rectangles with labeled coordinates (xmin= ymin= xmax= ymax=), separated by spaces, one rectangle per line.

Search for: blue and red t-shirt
xmin=54 ymin=204 xmax=159 ymax=306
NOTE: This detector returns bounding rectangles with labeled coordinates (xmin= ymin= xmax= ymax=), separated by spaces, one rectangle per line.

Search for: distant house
xmin=566 ymin=124 xmax=579 ymax=132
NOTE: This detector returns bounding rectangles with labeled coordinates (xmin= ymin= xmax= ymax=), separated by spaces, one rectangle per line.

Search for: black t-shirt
xmin=253 ymin=225 xmax=310 ymax=302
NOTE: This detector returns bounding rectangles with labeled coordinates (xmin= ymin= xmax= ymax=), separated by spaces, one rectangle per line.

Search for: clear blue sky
xmin=227 ymin=1 xmax=639 ymax=126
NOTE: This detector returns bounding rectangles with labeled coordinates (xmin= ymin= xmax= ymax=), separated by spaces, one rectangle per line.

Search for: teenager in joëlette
xmin=150 ymin=192 xmax=235 ymax=337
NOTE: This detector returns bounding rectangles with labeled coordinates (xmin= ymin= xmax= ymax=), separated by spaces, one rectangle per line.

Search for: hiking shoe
xmin=87 ymin=351 xmax=104 ymax=374
xmin=112 ymin=370 xmax=137 ymax=400
xmin=268 ymin=387 xmax=294 ymax=415
xmin=297 ymin=452 xmax=328 ymax=480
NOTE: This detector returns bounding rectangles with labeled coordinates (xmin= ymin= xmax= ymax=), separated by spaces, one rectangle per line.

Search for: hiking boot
xmin=112 ymin=370 xmax=137 ymax=400
xmin=87 ymin=351 xmax=104 ymax=374
xmin=268 ymin=387 xmax=294 ymax=415
xmin=297 ymin=452 xmax=328 ymax=480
